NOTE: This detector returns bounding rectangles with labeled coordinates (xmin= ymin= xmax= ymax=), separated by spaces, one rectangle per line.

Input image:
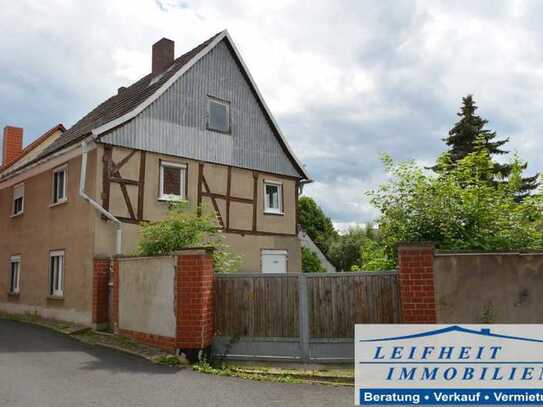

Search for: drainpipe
xmin=79 ymin=140 xmax=122 ymax=255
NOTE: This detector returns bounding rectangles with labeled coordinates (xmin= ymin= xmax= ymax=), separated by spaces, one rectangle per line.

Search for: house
xmin=0 ymin=124 xmax=65 ymax=172
xmin=0 ymin=30 xmax=311 ymax=325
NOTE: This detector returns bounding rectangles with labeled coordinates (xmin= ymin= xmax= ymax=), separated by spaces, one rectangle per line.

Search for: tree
xmin=137 ymin=202 xmax=242 ymax=273
xmin=436 ymin=95 xmax=538 ymax=198
xmin=327 ymin=227 xmax=367 ymax=271
xmin=368 ymin=146 xmax=543 ymax=265
xmin=301 ymin=248 xmax=326 ymax=273
xmin=298 ymin=196 xmax=338 ymax=255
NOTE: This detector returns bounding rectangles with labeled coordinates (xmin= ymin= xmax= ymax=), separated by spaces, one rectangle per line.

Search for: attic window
xmin=207 ymin=97 xmax=230 ymax=133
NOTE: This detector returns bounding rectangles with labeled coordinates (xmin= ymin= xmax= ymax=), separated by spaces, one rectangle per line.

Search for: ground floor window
xmin=10 ymin=256 xmax=21 ymax=294
xmin=261 ymin=249 xmax=288 ymax=274
xmin=49 ymin=251 xmax=64 ymax=297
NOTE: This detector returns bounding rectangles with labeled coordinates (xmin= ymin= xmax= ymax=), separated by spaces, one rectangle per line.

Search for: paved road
xmin=0 ymin=320 xmax=353 ymax=407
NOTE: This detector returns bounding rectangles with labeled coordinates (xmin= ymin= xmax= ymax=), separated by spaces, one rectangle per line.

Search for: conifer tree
xmin=436 ymin=95 xmax=538 ymax=199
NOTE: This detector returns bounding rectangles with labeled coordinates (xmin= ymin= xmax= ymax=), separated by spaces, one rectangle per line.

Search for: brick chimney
xmin=152 ymin=38 xmax=174 ymax=75
xmin=2 ymin=126 xmax=23 ymax=166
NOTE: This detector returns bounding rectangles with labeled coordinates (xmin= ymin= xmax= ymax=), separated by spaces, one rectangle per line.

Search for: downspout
xmin=79 ymin=140 xmax=122 ymax=255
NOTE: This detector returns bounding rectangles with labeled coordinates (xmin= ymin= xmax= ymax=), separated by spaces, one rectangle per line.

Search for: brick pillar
xmin=398 ymin=243 xmax=437 ymax=323
xmin=92 ymin=258 xmax=111 ymax=326
xmin=175 ymin=249 xmax=214 ymax=361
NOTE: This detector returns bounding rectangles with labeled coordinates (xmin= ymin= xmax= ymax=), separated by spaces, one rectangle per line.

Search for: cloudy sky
xmin=2 ymin=0 xmax=543 ymax=231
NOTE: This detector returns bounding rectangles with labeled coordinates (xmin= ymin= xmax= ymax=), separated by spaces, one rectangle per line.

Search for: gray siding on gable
xmin=101 ymin=40 xmax=301 ymax=178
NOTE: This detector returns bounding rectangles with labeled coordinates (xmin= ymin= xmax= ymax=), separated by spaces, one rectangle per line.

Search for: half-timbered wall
xmin=94 ymin=145 xmax=301 ymax=272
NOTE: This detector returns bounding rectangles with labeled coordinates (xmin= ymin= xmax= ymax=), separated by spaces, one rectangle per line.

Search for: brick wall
xmin=175 ymin=250 xmax=215 ymax=352
xmin=92 ymin=258 xmax=110 ymax=325
xmin=119 ymin=328 xmax=176 ymax=352
xmin=398 ymin=243 xmax=437 ymax=323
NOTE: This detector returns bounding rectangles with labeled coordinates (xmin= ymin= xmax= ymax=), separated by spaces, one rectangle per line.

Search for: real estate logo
xmin=355 ymin=324 xmax=543 ymax=405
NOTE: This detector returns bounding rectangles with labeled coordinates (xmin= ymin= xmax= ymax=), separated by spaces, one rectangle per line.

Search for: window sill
xmin=158 ymin=197 xmax=188 ymax=203
xmin=47 ymin=295 xmax=64 ymax=302
xmin=10 ymin=212 xmax=23 ymax=218
xmin=50 ymin=199 xmax=68 ymax=208
xmin=264 ymin=211 xmax=285 ymax=216
xmin=206 ymin=125 xmax=231 ymax=135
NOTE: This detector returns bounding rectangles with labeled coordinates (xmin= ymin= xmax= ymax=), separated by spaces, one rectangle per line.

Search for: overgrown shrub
xmin=301 ymin=248 xmax=326 ymax=273
xmin=137 ymin=202 xmax=242 ymax=273
xmin=367 ymin=143 xmax=543 ymax=265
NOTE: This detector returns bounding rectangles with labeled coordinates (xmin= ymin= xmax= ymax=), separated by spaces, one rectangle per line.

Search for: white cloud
xmin=2 ymin=0 xmax=543 ymax=228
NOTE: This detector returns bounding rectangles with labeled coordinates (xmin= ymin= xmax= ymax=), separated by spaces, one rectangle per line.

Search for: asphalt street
xmin=0 ymin=319 xmax=353 ymax=407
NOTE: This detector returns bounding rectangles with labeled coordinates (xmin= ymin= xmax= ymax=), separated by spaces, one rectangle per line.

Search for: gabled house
xmin=0 ymin=30 xmax=311 ymax=325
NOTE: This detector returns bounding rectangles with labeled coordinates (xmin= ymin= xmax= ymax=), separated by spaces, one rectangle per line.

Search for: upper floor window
xmin=159 ymin=161 xmax=187 ymax=201
xmin=12 ymin=183 xmax=24 ymax=216
xmin=207 ymin=97 xmax=230 ymax=133
xmin=10 ymin=256 xmax=21 ymax=294
xmin=264 ymin=180 xmax=283 ymax=215
xmin=52 ymin=165 xmax=68 ymax=204
xmin=49 ymin=250 xmax=64 ymax=298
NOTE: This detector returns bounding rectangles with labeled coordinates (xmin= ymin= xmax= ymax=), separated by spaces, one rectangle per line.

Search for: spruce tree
xmin=436 ymin=95 xmax=538 ymax=199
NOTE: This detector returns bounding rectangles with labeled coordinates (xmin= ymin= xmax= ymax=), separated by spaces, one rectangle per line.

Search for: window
xmin=159 ymin=161 xmax=187 ymax=201
xmin=207 ymin=97 xmax=230 ymax=133
xmin=264 ymin=181 xmax=283 ymax=214
xmin=52 ymin=165 xmax=67 ymax=204
xmin=9 ymin=256 xmax=21 ymax=294
xmin=12 ymin=183 xmax=24 ymax=216
xmin=49 ymin=251 xmax=64 ymax=297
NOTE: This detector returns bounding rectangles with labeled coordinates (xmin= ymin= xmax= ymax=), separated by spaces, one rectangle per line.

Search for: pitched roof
xmin=38 ymin=30 xmax=310 ymax=180
xmin=0 ymin=123 xmax=65 ymax=173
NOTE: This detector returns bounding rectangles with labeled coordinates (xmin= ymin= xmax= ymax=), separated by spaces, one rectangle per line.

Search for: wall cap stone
xmin=116 ymin=255 xmax=175 ymax=262
xmin=173 ymin=247 xmax=214 ymax=256
xmin=397 ymin=242 xmax=435 ymax=250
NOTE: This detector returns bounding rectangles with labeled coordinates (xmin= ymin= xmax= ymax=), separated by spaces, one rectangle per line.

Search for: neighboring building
xmin=0 ymin=124 xmax=65 ymax=172
xmin=298 ymin=229 xmax=336 ymax=273
xmin=0 ymin=30 xmax=311 ymax=324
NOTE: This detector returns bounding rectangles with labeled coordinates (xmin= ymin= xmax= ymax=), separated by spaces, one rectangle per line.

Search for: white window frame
xmin=12 ymin=183 xmax=24 ymax=216
xmin=49 ymin=250 xmax=64 ymax=298
xmin=9 ymin=256 xmax=21 ymax=294
xmin=159 ymin=161 xmax=187 ymax=201
xmin=207 ymin=96 xmax=231 ymax=133
xmin=52 ymin=164 xmax=68 ymax=204
xmin=263 ymin=180 xmax=283 ymax=215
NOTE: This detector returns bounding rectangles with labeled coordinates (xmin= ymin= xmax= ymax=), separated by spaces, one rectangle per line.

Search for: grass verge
xmin=193 ymin=360 xmax=354 ymax=386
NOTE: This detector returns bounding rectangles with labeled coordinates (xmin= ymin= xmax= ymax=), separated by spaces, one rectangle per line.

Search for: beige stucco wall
xmin=118 ymin=256 xmax=176 ymax=337
xmin=94 ymin=145 xmax=301 ymax=272
xmin=434 ymin=253 xmax=543 ymax=323
xmin=0 ymin=151 xmax=97 ymax=324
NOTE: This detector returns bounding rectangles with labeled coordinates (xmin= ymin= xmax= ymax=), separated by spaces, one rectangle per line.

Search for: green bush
xmin=301 ymin=248 xmax=326 ymax=273
xmin=367 ymin=142 xmax=543 ymax=265
xmin=137 ymin=202 xmax=242 ymax=273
